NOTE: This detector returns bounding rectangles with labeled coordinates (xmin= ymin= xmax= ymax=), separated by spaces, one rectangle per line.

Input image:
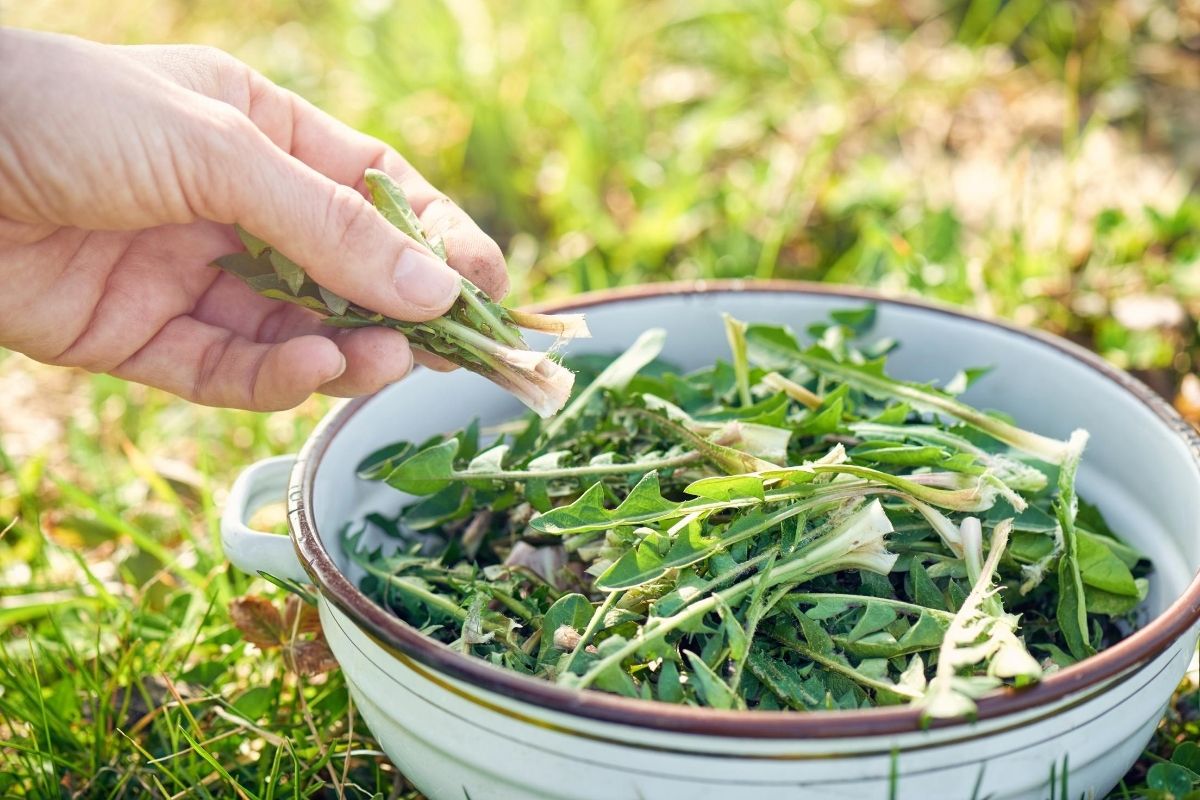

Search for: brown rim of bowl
xmin=289 ymin=280 xmax=1200 ymax=739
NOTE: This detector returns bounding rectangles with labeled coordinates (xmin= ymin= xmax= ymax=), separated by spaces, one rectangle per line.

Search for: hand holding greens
xmin=212 ymin=170 xmax=587 ymax=417
xmin=345 ymin=310 xmax=1150 ymax=718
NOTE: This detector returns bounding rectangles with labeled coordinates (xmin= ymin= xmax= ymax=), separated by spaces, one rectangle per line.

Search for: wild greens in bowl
xmin=344 ymin=310 xmax=1151 ymax=719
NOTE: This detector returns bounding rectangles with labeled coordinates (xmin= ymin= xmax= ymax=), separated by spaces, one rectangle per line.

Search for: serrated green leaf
xmin=846 ymin=601 xmax=897 ymax=642
xmin=830 ymin=306 xmax=876 ymax=331
xmin=235 ymin=225 xmax=271 ymax=257
xmin=716 ymin=595 xmax=748 ymax=661
xmin=384 ymin=439 xmax=460 ymax=495
xmin=427 ymin=233 xmax=448 ymax=260
xmin=746 ymin=649 xmax=821 ymax=710
xmin=1077 ymin=533 xmax=1140 ymax=597
xmin=532 ymin=471 xmax=681 ymax=535
xmin=850 ymin=443 xmax=979 ymax=472
xmin=403 ymin=485 xmax=470 ymax=530
xmin=593 ymin=537 xmax=667 ymax=592
xmin=258 ymin=288 xmax=329 ymax=311
xmin=684 ymin=473 xmax=766 ymax=502
xmin=796 ymin=610 xmax=836 ymax=657
xmin=684 ymin=651 xmax=738 ymax=710
xmin=656 ymin=659 xmax=684 ymax=703
xmin=909 ymin=561 xmax=948 ymax=611
xmin=318 ymin=286 xmax=350 ymax=315
xmin=1055 ymin=433 xmax=1093 ymax=661
xmin=357 ymin=441 xmax=415 ymax=480
xmin=803 ymin=597 xmax=852 ymax=620
xmin=796 ymin=391 xmax=845 ymax=437
xmin=364 ymin=169 xmax=436 ymax=251
xmin=896 ymin=611 xmax=948 ymax=651
xmin=213 ymin=251 xmax=274 ymax=281
xmin=537 ymin=593 xmax=594 ymax=668
xmin=1084 ymin=578 xmax=1148 ymax=616
xmin=268 ymin=249 xmax=306 ymax=295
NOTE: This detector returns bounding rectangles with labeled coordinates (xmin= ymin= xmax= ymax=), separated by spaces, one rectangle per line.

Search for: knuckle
xmin=422 ymin=196 xmax=456 ymax=229
xmin=254 ymin=304 xmax=292 ymax=343
xmin=424 ymin=203 xmax=509 ymax=298
xmin=185 ymin=105 xmax=259 ymax=219
xmin=192 ymin=332 xmax=236 ymax=405
xmin=421 ymin=199 xmax=508 ymax=297
xmin=246 ymin=346 xmax=280 ymax=410
xmin=168 ymin=44 xmax=242 ymax=88
xmin=174 ymin=45 xmax=254 ymax=110
xmin=324 ymin=184 xmax=399 ymax=265
xmin=463 ymin=235 xmax=509 ymax=298
xmin=181 ymin=44 xmax=239 ymax=72
xmin=207 ymin=104 xmax=257 ymax=141
xmin=476 ymin=234 xmax=506 ymax=272
xmin=243 ymin=67 xmax=284 ymax=119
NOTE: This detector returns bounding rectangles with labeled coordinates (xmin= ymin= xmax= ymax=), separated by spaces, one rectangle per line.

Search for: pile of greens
xmin=345 ymin=310 xmax=1151 ymax=718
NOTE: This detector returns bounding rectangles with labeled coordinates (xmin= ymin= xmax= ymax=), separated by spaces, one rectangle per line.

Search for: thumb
xmin=200 ymin=113 xmax=461 ymax=321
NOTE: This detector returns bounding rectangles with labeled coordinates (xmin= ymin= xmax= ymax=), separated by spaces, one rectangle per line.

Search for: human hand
xmin=0 ymin=28 xmax=508 ymax=410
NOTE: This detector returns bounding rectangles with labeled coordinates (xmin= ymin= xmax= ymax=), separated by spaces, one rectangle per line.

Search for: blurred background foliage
xmin=11 ymin=0 xmax=1200 ymax=377
xmin=1 ymin=0 xmax=1199 ymax=797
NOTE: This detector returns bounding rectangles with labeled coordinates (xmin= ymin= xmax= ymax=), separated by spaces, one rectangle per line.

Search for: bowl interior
xmin=311 ymin=289 xmax=1200 ymax=629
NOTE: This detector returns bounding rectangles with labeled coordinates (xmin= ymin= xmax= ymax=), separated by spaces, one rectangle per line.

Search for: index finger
xmin=120 ymin=46 xmax=511 ymax=300
xmin=248 ymin=77 xmax=510 ymax=300
xmin=282 ymin=108 xmax=510 ymax=301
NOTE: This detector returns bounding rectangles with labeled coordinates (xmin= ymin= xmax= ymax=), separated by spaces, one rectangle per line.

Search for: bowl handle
xmin=221 ymin=455 xmax=309 ymax=583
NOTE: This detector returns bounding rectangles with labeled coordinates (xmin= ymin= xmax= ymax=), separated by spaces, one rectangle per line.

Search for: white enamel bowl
xmin=222 ymin=282 xmax=1200 ymax=800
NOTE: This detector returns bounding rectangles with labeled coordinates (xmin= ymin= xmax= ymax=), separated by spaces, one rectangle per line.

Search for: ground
xmin=2 ymin=1 xmax=1199 ymax=797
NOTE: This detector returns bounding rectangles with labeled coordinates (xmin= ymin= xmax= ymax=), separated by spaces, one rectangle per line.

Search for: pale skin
xmin=0 ymin=28 xmax=510 ymax=411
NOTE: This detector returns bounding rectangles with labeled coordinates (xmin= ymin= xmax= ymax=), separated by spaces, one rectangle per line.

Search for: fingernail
xmin=395 ymin=249 xmax=459 ymax=311
xmin=329 ymin=352 xmax=348 ymax=381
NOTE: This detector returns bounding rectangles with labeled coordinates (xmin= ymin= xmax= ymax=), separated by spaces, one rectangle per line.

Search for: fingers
xmin=262 ymin=90 xmax=510 ymax=300
xmin=192 ymin=109 xmax=461 ymax=322
xmin=111 ymin=316 xmax=346 ymax=411
xmin=116 ymin=278 xmax=442 ymax=407
xmin=416 ymin=195 xmax=510 ymax=300
xmin=192 ymin=274 xmax=423 ymax=396
xmin=352 ymin=152 xmax=509 ymax=300
xmin=121 ymin=44 xmax=510 ymax=304
xmin=413 ymin=349 xmax=458 ymax=372
xmin=319 ymin=327 xmax=415 ymax=396
xmin=133 ymin=46 xmax=512 ymax=304
xmin=255 ymin=90 xmax=510 ymax=301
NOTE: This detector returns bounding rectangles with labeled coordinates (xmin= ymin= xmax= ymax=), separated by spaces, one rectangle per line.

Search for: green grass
xmin=3 ymin=0 xmax=1200 ymax=796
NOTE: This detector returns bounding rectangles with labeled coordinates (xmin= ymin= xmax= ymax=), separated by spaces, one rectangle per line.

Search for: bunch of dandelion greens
xmin=342 ymin=309 xmax=1151 ymax=719
xmin=212 ymin=169 xmax=587 ymax=417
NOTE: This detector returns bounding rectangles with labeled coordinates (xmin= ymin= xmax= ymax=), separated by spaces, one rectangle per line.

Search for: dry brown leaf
xmin=231 ymin=594 xmax=338 ymax=675
xmin=283 ymin=595 xmax=323 ymax=636
xmin=285 ymin=639 xmax=339 ymax=676
xmin=230 ymin=595 xmax=285 ymax=649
